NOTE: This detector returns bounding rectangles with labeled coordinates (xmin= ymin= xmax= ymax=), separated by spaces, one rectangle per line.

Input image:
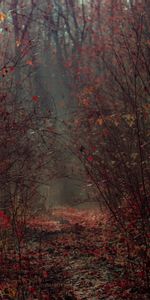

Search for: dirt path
xmin=24 ymin=227 xmax=111 ymax=300
xmin=0 ymin=209 xmax=149 ymax=299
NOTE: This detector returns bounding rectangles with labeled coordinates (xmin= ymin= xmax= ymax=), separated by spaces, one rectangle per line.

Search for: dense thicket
xmin=0 ymin=0 xmax=149 ymax=288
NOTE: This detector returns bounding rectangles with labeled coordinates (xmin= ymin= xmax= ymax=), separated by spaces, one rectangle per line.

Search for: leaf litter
xmin=0 ymin=207 xmax=149 ymax=299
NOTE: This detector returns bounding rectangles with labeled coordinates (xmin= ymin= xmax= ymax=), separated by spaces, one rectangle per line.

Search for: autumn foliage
xmin=0 ymin=0 xmax=150 ymax=299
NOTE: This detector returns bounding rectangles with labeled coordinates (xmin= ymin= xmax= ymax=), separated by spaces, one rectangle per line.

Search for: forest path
xmin=25 ymin=222 xmax=115 ymax=299
xmin=0 ymin=208 xmax=149 ymax=299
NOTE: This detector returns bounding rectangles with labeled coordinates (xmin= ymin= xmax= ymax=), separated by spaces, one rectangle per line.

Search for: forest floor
xmin=0 ymin=207 xmax=149 ymax=300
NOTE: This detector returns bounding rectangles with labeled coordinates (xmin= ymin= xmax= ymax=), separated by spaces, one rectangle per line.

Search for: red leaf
xmin=119 ymin=279 xmax=128 ymax=289
xmin=137 ymin=271 xmax=145 ymax=278
xmin=32 ymin=95 xmax=38 ymax=102
xmin=10 ymin=66 xmax=15 ymax=72
xmin=92 ymin=249 xmax=100 ymax=257
xmin=28 ymin=286 xmax=36 ymax=294
xmin=87 ymin=155 xmax=93 ymax=162
xmin=0 ymin=210 xmax=5 ymax=218
xmin=43 ymin=271 xmax=48 ymax=278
